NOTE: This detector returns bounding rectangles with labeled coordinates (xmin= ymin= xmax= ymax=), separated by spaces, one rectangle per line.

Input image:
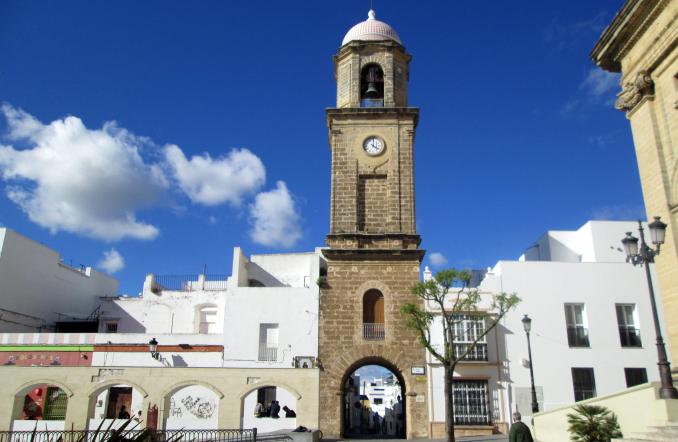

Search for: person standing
xmin=509 ymin=412 xmax=534 ymax=442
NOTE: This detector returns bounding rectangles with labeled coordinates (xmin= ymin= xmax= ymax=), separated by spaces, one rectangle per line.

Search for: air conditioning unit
xmin=294 ymin=356 xmax=316 ymax=368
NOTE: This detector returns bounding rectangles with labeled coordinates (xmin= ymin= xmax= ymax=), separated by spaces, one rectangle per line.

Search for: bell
xmin=364 ymin=82 xmax=379 ymax=98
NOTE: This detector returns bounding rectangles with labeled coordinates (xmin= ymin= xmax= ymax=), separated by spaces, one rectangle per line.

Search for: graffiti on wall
xmin=168 ymin=387 xmax=217 ymax=420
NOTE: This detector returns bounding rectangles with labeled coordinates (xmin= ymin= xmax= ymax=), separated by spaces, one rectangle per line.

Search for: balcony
xmin=453 ymin=342 xmax=488 ymax=361
xmin=619 ymin=326 xmax=642 ymax=347
xmin=360 ymin=98 xmax=384 ymax=108
xmin=258 ymin=347 xmax=278 ymax=362
xmin=567 ymin=326 xmax=590 ymax=347
xmin=363 ymin=323 xmax=385 ymax=341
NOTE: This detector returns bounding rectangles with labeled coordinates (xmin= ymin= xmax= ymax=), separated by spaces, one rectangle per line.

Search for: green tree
xmin=567 ymin=404 xmax=623 ymax=442
xmin=401 ymin=268 xmax=520 ymax=442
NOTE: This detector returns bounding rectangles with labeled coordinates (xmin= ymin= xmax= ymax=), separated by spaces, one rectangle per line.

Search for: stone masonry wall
xmin=318 ymin=258 xmax=428 ymax=438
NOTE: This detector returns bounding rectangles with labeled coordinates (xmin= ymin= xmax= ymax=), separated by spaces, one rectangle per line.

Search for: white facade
xmin=0 ymin=228 xmax=119 ymax=331
xmin=96 ymin=247 xmax=321 ymax=368
xmin=427 ymin=220 xmax=666 ymax=431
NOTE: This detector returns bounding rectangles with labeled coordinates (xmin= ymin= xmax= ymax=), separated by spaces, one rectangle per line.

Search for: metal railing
xmin=453 ymin=342 xmax=488 ymax=361
xmin=567 ymin=326 xmax=590 ymax=347
xmin=619 ymin=325 xmax=642 ymax=347
xmin=363 ymin=323 xmax=385 ymax=340
xmin=453 ymin=380 xmax=492 ymax=425
xmin=0 ymin=429 xmax=257 ymax=442
xmin=258 ymin=347 xmax=278 ymax=362
xmin=153 ymin=275 xmax=228 ymax=292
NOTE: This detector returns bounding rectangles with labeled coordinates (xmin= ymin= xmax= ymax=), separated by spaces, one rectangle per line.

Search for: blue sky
xmin=0 ymin=1 xmax=643 ymax=294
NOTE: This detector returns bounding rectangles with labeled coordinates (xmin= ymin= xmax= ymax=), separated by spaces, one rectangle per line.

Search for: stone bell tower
xmin=318 ymin=9 xmax=428 ymax=438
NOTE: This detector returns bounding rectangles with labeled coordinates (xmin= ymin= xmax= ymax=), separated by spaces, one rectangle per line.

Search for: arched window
xmin=363 ymin=289 xmax=385 ymax=340
xmin=195 ymin=305 xmax=218 ymax=334
xmin=360 ymin=64 xmax=384 ymax=108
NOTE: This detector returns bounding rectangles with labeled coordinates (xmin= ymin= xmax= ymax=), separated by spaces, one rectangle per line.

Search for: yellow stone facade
xmin=591 ymin=0 xmax=678 ymax=363
xmin=0 ymin=366 xmax=319 ymax=432
xmin=319 ymin=39 xmax=429 ymax=438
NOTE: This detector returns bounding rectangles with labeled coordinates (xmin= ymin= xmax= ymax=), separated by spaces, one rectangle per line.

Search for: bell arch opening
xmin=341 ymin=359 xmax=405 ymax=439
xmin=360 ymin=64 xmax=384 ymax=108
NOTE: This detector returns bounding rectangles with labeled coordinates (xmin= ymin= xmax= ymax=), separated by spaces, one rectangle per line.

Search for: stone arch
xmin=340 ymin=356 xmax=407 ymax=438
xmin=355 ymin=280 xmax=392 ymax=301
xmin=13 ymin=380 xmax=74 ymax=399
xmin=236 ymin=382 xmax=302 ymax=401
xmin=86 ymin=380 xmax=149 ymax=398
xmin=161 ymin=380 xmax=224 ymax=400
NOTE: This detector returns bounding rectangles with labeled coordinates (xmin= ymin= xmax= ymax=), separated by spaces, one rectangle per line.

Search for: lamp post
xmin=149 ymin=338 xmax=160 ymax=360
xmin=522 ymin=314 xmax=539 ymax=413
xmin=621 ymin=217 xmax=678 ymax=400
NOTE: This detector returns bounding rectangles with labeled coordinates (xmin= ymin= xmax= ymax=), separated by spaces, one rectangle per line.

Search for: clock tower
xmin=319 ymin=9 xmax=428 ymax=438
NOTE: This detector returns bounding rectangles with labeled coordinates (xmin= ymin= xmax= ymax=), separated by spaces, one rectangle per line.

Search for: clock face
xmin=363 ymin=136 xmax=385 ymax=156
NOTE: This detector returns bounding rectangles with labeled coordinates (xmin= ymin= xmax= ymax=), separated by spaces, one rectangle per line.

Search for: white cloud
xmin=429 ymin=252 xmax=448 ymax=268
xmin=0 ymin=105 xmax=168 ymax=241
xmin=249 ymin=181 xmax=302 ymax=248
xmin=581 ymin=69 xmax=619 ymax=99
xmin=164 ymin=145 xmax=265 ymax=206
xmin=97 ymin=248 xmax=125 ymax=274
xmin=591 ymin=204 xmax=645 ymax=221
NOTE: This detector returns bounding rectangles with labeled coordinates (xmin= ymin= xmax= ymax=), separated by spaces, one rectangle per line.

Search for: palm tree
xmin=567 ymin=404 xmax=623 ymax=442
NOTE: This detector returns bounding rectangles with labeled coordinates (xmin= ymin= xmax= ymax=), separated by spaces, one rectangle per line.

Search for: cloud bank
xmin=0 ymin=105 xmax=304 ymax=248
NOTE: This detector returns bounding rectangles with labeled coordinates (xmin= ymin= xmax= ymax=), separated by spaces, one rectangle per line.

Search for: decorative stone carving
xmin=615 ymin=70 xmax=654 ymax=112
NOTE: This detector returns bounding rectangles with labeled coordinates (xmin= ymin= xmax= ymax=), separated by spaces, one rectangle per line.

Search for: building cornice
xmin=590 ymin=0 xmax=669 ymax=72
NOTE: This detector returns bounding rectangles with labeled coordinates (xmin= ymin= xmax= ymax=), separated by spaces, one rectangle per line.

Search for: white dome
xmin=342 ymin=10 xmax=402 ymax=46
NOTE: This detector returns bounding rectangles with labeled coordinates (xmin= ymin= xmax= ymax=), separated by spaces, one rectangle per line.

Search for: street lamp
xmin=149 ymin=338 xmax=160 ymax=360
xmin=522 ymin=314 xmax=539 ymax=413
xmin=621 ymin=217 xmax=678 ymax=399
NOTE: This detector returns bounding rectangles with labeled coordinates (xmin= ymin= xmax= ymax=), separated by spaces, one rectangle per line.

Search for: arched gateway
xmin=319 ymin=8 xmax=428 ymax=439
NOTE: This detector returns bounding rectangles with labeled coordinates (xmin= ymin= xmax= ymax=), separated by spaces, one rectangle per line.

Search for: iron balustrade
xmin=363 ymin=323 xmax=385 ymax=340
xmin=258 ymin=347 xmax=278 ymax=362
xmin=0 ymin=429 xmax=258 ymax=442
xmin=453 ymin=380 xmax=492 ymax=426
xmin=618 ymin=325 xmax=642 ymax=347
xmin=153 ymin=275 xmax=229 ymax=292
xmin=567 ymin=326 xmax=590 ymax=347
xmin=453 ymin=342 xmax=488 ymax=361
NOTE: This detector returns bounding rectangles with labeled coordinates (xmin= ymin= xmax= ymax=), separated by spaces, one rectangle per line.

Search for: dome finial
xmin=368 ymin=0 xmax=375 ymax=20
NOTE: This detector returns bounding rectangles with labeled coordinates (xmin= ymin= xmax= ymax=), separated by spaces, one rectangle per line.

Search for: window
xmin=565 ymin=304 xmax=589 ymax=347
xmin=624 ymin=368 xmax=648 ymax=387
xmin=374 ymin=398 xmax=383 ymax=405
xmin=257 ymin=386 xmax=276 ymax=407
xmin=363 ymin=289 xmax=385 ymax=340
xmin=197 ymin=306 xmax=218 ymax=334
xmin=258 ymin=323 xmax=279 ymax=361
xmin=452 ymin=314 xmax=488 ymax=361
xmin=360 ymin=64 xmax=384 ymax=108
xmin=104 ymin=322 xmax=118 ymax=333
xmin=452 ymin=380 xmax=491 ymax=425
xmin=616 ymin=304 xmax=641 ymax=347
xmin=43 ymin=387 xmax=68 ymax=420
xmin=572 ymin=368 xmax=596 ymax=401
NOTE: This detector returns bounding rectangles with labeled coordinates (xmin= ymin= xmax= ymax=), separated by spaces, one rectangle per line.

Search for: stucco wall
xmin=0 ymin=366 xmax=320 ymax=432
xmin=0 ymin=228 xmax=118 ymax=331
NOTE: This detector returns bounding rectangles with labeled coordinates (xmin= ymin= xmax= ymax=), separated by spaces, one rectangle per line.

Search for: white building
xmin=427 ymin=220 xmax=666 ymax=434
xmin=0 ymin=228 xmax=118 ymax=331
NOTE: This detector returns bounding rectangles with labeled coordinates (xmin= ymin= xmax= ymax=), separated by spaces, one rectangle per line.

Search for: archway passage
xmin=343 ymin=364 xmax=405 ymax=439
xmin=12 ymin=384 xmax=69 ymax=431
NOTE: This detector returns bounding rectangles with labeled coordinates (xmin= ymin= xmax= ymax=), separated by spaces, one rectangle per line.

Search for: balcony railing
xmin=360 ymin=98 xmax=384 ymax=108
xmin=619 ymin=325 xmax=642 ymax=347
xmin=453 ymin=342 xmax=488 ymax=361
xmin=258 ymin=347 xmax=278 ymax=362
xmin=567 ymin=326 xmax=590 ymax=347
xmin=363 ymin=323 xmax=385 ymax=340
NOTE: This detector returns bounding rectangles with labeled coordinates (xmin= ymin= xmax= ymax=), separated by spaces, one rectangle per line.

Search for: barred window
xmin=453 ymin=380 xmax=491 ymax=425
xmin=452 ymin=314 xmax=488 ymax=361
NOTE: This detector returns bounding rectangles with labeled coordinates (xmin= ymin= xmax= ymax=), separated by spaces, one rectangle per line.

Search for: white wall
xmin=165 ymin=385 xmax=219 ymax=430
xmin=482 ymin=259 xmax=665 ymax=421
xmin=0 ymin=229 xmax=118 ymax=331
xmin=242 ymin=387 xmax=297 ymax=433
